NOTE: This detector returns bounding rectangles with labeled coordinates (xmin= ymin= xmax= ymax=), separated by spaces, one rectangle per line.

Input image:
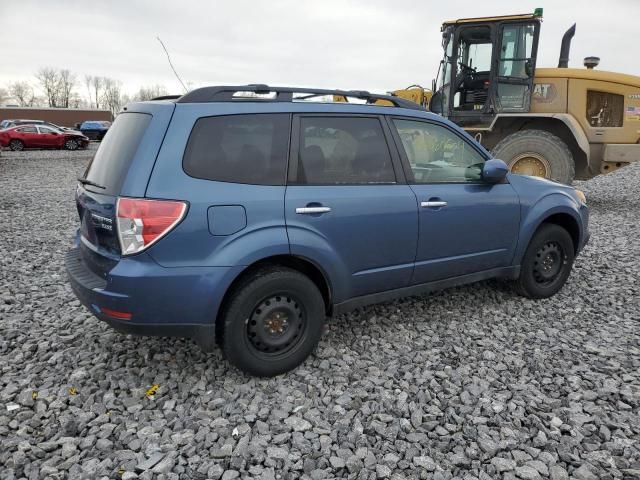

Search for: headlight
xmin=575 ymin=189 xmax=587 ymax=205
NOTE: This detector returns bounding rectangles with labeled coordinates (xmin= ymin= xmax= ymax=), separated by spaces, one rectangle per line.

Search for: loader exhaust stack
xmin=558 ymin=23 xmax=576 ymax=68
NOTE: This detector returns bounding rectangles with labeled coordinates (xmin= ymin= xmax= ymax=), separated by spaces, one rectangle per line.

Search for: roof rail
xmin=175 ymin=84 xmax=422 ymax=110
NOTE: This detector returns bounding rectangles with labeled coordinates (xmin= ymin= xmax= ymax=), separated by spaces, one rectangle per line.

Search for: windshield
xmin=466 ymin=42 xmax=492 ymax=71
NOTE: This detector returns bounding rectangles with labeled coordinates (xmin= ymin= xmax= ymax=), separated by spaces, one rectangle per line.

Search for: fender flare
xmin=514 ymin=192 xmax=585 ymax=265
xmin=484 ymin=113 xmax=590 ymax=166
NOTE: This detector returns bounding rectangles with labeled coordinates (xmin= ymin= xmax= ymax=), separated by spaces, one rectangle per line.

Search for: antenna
xmin=156 ymin=36 xmax=188 ymax=93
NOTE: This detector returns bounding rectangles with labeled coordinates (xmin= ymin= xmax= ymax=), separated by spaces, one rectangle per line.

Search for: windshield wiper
xmin=77 ymin=177 xmax=106 ymax=189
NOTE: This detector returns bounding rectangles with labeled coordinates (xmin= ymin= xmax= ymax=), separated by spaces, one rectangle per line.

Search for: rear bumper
xmin=100 ymin=316 xmax=215 ymax=344
xmin=65 ymin=247 xmax=241 ymax=349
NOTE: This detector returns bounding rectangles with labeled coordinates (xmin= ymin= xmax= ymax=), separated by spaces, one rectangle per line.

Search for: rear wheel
xmin=515 ymin=223 xmax=575 ymax=299
xmin=64 ymin=138 xmax=79 ymax=151
xmin=491 ymin=130 xmax=575 ymax=184
xmin=9 ymin=139 xmax=24 ymax=151
xmin=221 ymin=267 xmax=326 ymax=376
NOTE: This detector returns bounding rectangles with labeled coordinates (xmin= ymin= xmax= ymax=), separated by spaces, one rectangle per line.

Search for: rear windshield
xmin=84 ymin=113 xmax=151 ymax=195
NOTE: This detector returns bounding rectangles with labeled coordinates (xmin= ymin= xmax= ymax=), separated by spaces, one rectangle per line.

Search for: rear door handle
xmin=421 ymin=201 xmax=447 ymax=208
xmin=296 ymin=206 xmax=331 ymax=214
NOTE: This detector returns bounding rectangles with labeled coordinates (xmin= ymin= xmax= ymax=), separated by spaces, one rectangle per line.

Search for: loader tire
xmin=491 ymin=130 xmax=575 ymax=185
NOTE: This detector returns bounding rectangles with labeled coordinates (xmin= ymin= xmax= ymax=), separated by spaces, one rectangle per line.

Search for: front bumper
xmin=65 ymin=247 xmax=240 ymax=350
xmin=578 ymin=204 xmax=590 ymax=254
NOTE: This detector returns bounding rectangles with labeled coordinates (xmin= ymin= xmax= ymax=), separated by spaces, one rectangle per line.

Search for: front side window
xmin=393 ymin=119 xmax=485 ymax=183
xmin=38 ymin=126 xmax=55 ymax=134
xmin=183 ymin=114 xmax=290 ymax=185
xmin=296 ymin=117 xmax=395 ymax=184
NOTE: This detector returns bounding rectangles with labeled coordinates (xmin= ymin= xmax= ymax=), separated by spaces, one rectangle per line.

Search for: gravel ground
xmin=1 ymin=145 xmax=639 ymax=480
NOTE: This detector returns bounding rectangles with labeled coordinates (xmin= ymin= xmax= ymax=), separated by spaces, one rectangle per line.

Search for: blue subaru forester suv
xmin=66 ymin=85 xmax=589 ymax=376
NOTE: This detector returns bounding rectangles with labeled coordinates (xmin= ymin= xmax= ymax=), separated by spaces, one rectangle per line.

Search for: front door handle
xmin=421 ymin=201 xmax=447 ymax=208
xmin=296 ymin=206 xmax=331 ymax=214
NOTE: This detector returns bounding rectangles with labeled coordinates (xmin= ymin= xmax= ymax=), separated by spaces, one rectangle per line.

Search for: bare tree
xmin=36 ymin=67 xmax=60 ymax=107
xmin=70 ymin=92 xmax=88 ymax=109
xmin=132 ymin=84 xmax=169 ymax=102
xmin=0 ymin=87 xmax=9 ymax=105
xmin=102 ymin=78 xmax=126 ymax=117
xmin=85 ymin=75 xmax=104 ymax=109
xmin=58 ymin=69 xmax=76 ymax=108
xmin=9 ymin=81 xmax=36 ymax=106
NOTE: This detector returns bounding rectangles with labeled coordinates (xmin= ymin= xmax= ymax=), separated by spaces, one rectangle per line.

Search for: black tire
xmin=491 ymin=130 xmax=575 ymax=184
xmin=9 ymin=139 xmax=24 ymax=151
xmin=515 ymin=223 xmax=575 ymax=299
xmin=221 ymin=267 xmax=326 ymax=376
xmin=64 ymin=138 xmax=79 ymax=151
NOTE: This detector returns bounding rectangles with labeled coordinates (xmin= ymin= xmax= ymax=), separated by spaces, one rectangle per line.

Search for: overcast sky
xmin=1 ymin=0 xmax=638 ymax=97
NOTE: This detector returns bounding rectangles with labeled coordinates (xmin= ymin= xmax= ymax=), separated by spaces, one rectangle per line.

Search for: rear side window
xmin=183 ymin=114 xmax=290 ymax=185
xmin=84 ymin=113 xmax=151 ymax=195
xmin=296 ymin=116 xmax=395 ymax=184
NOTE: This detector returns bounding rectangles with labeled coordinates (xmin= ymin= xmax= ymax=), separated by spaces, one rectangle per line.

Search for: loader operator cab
xmin=430 ymin=11 xmax=542 ymax=128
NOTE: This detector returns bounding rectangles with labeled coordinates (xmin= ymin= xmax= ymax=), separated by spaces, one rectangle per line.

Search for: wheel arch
xmin=214 ymin=254 xmax=333 ymax=341
xmin=482 ymin=114 xmax=591 ymax=179
xmin=515 ymin=194 xmax=585 ymax=264
xmin=539 ymin=212 xmax=580 ymax=253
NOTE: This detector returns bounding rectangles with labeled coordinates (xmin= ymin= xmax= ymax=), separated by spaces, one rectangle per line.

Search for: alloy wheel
xmin=9 ymin=140 xmax=24 ymax=151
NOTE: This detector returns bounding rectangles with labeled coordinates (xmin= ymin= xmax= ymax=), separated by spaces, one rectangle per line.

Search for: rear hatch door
xmin=76 ymin=103 xmax=174 ymax=277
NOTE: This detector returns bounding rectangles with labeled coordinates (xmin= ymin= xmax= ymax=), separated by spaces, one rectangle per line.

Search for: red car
xmin=0 ymin=124 xmax=89 ymax=151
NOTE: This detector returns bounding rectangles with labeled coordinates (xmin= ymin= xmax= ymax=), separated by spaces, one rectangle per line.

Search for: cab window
xmin=393 ymin=119 xmax=485 ymax=183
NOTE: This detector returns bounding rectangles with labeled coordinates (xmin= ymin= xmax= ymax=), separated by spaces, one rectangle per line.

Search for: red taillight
xmin=101 ymin=307 xmax=132 ymax=320
xmin=116 ymin=197 xmax=187 ymax=255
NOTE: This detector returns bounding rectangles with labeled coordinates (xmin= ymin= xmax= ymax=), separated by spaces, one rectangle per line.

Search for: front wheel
xmin=491 ymin=130 xmax=575 ymax=184
xmin=221 ymin=267 xmax=326 ymax=376
xmin=64 ymin=139 xmax=79 ymax=150
xmin=515 ymin=224 xmax=575 ymax=299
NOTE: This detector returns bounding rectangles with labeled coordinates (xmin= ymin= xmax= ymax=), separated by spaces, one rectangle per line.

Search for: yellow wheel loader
xmin=367 ymin=9 xmax=640 ymax=183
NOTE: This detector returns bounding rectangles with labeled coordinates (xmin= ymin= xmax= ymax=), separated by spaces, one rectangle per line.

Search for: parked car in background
xmin=0 ymin=119 xmax=79 ymax=132
xmin=66 ymin=85 xmax=589 ymax=376
xmin=79 ymin=120 xmax=111 ymax=140
xmin=0 ymin=124 xmax=89 ymax=150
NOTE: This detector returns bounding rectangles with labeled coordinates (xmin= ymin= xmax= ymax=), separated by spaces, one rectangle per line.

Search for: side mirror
xmin=482 ymin=159 xmax=509 ymax=183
